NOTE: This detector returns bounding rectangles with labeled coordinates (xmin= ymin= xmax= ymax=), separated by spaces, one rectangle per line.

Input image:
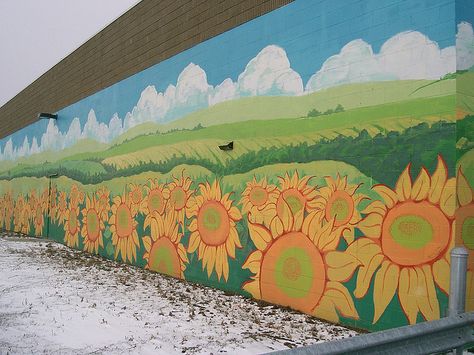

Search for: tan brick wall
xmin=0 ymin=0 xmax=292 ymax=139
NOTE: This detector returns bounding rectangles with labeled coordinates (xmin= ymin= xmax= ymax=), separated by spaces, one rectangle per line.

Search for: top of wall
xmin=0 ymin=0 xmax=292 ymax=139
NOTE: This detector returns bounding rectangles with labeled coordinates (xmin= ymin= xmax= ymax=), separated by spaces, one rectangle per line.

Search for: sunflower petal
xmin=358 ymin=213 xmax=383 ymax=239
xmin=325 ymin=281 xmax=359 ymax=319
xmin=411 ymin=168 xmax=430 ymax=201
xmin=432 ymin=257 xmax=450 ymax=294
xmin=142 ymin=236 xmax=152 ymax=253
xmin=187 ymin=232 xmax=200 ymax=253
xmin=248 ymin=221 xmax=272 ymax=251
xmin=395 ymin=164 xmax=412 ymax=201
xmin=373 ymin=260 xmax=400 ymax=323
xmin=326 ymin=251 xmax=362 ymax=282
xmin=440 ymin=178 xmax=456 ymax=218
xmin=373 ymin=185 xmax=398 ymax=208
xmin=429 ymin=156 xmax=448 ymax=204
xmin=313 ymin=295 xmax=339 ymax=323
xmin=242 ymin=250 xmax=263 ymax=275
xmin=243 ymin=279 xmax=261 ymax=298
xmin=416 ymin=265 xmax=440 ymax=321
xmin=399 ymin=267 xmax=419 ymax=324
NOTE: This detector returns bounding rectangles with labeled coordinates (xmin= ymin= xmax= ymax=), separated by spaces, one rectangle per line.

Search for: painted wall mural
xmin=0 ymin=0 xmax=473 ymax=332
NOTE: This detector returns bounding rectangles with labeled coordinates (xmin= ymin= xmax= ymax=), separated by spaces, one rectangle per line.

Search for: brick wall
xmin=0 ymin=0 xmax=292 ymax=139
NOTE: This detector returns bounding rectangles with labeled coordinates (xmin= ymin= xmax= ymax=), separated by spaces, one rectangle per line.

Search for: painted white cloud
xmin=64 ymin=117 xmax=82 ymax=148
xmin=238 ymin=45 xmax=303 ymax=96
xmin=3 ymin=139 xmax=13 ymax=160
xmin=306 ymin=31 xmax=456 ymax=92
xmin=16 ymin=136 xmax=30 ymax=158
xmin=457 ymin=21 xmax=474 ymax=70
xmin=108 ymin=113 xmax=123 ymax=140
xmin=30 ymin=137 xmax=40 ymax=155
xmin=209 ymin=78 xmax=238 ymax=106
xmin=40 ymin=119 xmax=65 ymax=153
xmin=82 ymin=109 xmax=110 ymax=143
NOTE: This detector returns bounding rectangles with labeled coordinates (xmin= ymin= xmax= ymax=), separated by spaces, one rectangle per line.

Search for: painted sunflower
xmin=187 ymin=179 xmax=242 ymax=281
xmin=32 ymin=198 xmax=45 ymax=236
xmin=240 ymin=176 xmax=278 ymax=225
xmin=70 ymin=183 xmax=85 ymax=207
xmin=455 ymin=168 xmax=474 ymax=311
xmin=109 ymin=191 xmax=140 ymax=263
xmin=347 ymin=156 xmax=455 ymax=324
xmin=48 ymin=184 xmax=58 ymax=221
xmin=63 ymin=201 xmax=81 ymax=248
xmin=81 ymin=194 xmax=105 ymax=254
xmin=143 ymin=210 xmax=188 ymax=278
xmin=275 ymin=171 xmax=319 ymax=227
xmin=167 ymin=172 xmax=194 ymax=225
xmin=129 ymin=183 xmax=144 ymax=208
xmin=95 ymin=186 xmax=111 ymax=221
xmin=140 ymin=179 xmax=170 ymax=217
xmin=313 ymin=175 xmax=367 ymax=244
xmin=242 ymin=200 xmax=358 ymax=322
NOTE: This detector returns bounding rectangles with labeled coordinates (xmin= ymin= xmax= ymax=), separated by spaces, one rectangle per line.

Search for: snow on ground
xmin=0 ymin=233 xmax=357 ymax=354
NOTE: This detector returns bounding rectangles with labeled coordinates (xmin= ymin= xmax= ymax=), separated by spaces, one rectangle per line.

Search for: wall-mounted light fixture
xmin=38 ymin=112 xmax=58 ymax=120
xmin=218 ymin=141 xmax=233 ymax=151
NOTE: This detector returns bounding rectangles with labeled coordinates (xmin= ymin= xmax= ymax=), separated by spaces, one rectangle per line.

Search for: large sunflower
xmin=81 ymin=195 xmax=105 ymax=254
xmin=313 ymin=175 xmax=366 ymax=244
xmin=275 ymin=172 xmax=319 ymax=227
xmin=109 ymin=191 xmax=139 ymax=263
xmin=456 ymin=168 xmax=474 ymax=311
xmin=242 ymin=201 xmax=358 ymax=322
xmin=347 ymin=156 xmax=455 ymax=324
xmin=240 ymin=176 xmax=278 ymax=225
xmin=187 ymin=180 xmax=242 ymax=281
xmin=143 ymin=210 xmax=188 ymax=278
xmin=141 ymin=179 xmax=169 ymax=217
xmin=167 ymin=172 xmax=194 ymax=225
xmin=63 ymin=201 xmax=81 ymax=248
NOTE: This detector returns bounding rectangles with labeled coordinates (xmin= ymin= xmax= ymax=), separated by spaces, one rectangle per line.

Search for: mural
xmin=0 ymin=0 xmax=473 ymax=332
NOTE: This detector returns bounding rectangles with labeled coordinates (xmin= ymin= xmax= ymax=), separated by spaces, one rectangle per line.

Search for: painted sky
xmin=1 ymin=0 xmax=470 ymax=156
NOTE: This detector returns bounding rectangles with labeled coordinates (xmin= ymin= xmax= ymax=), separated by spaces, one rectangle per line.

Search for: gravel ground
xmin=0 ymin=233 xmax=357 ymax=354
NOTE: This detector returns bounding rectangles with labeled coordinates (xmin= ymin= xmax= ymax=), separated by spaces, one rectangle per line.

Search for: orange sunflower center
xmin=381 ymin=201 xmax=451 ymax=266
xmin=86 ymin=209 xmax=100 ymax=242
xmin=148 ymin=237 xmax=181 ymax=278
xmin=170 ymin=187 xmax=186 ymax=210
xmin=115 ymin=203 xmax=133 ymax=238
xmin=68 ymin=209 xmax=78 ymax=234
xmin=148 ymin=190 xmax=165 ymax=214
xmin=325 ymin=190 xmax=354 ymax=226
xmin=249 ymin=186 xmax=269 ymax=207
xmin=260 ymin=232 xmax=326 ymax=314
xmin=277 ymin=189 xmax=305 ymax=216
xmin=197 ymin=200 xmax=230 ymax=246
xmin=455 ymin=204 xmax=474 ymax=250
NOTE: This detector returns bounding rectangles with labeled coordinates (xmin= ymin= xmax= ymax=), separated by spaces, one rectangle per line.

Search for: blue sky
xmin=9 ymin=0 xmax=457 ymax=146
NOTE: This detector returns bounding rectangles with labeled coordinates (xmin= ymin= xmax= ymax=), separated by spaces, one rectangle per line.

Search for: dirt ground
xmin=0 ymin=233 xmax=357 ymax=354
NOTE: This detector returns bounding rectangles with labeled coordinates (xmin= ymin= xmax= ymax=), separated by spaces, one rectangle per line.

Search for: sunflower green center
xmin=390 ymin=215 xmax=433 ymax=249
xmin=86 ymin=209 xmax=100 ymax=242
xmin=148 ymin=191 xmax=164 ymax=214
xmin=170 ymin=187 xmax=186 ymax=210
xmin=249 ymin=186 xmax=268 ymax=207
xmin=148 ymin=238 xmax=181 ymax=278
xmin=116 ymin=204 xmax=133 ymax=238
xmin=197 ymin=201 xmax=230 ymax=246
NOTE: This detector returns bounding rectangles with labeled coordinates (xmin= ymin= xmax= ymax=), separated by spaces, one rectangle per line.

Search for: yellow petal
xmin=432 ymin=257 xmax=450 ymax=294
xmin=373 ymin=185 xmax=398 ymax=209
xmin=440 ymin=178 xmax=456 ymax=218
xmin=313 ymin=295 xmax=339 ymax=323
xmin=243 ymin=279 xmax=261 ymax=299
xmin=222 ymin=254 xmax=229 ymax=281
xmin=399 ymin=267 xmax=419 ymax=324
xmin=325 ymin=281 xmax=359 ymax=319
xmin=326 ymin=251 xmax=362 ymax=282
xmin=206 ymin=246 xmax=217 ymax=277
xmin=429 ymin=156 xmax=448 ymax=204
xmin=248 ymin=221 xmax=272 ymax=251
xmin=416 ymin=265 xmax=440 ymax=321
xmin=411 ymin=168 xmax=430 ymax=201
xmin=142 ymin=236 xmax=152 ymax=253
xmin=373 ymin=260 xmax=400 ymax=323
xmin=354 ymin=254 xmax=384 ymax=298
xmin=187 ymin=232 xmax=200 ymax=253
xmin=215 ymin=246 xmax=223 ymax=280
xmin=395 ymin=164 xmax=412 ymax=201
xmin=457 ymin=168 xmax=473 ymax=206
xmin=242 ymin=250 xmax=263 ymax=275
xmin=358 ymin=213 xmax=383 ymax=239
